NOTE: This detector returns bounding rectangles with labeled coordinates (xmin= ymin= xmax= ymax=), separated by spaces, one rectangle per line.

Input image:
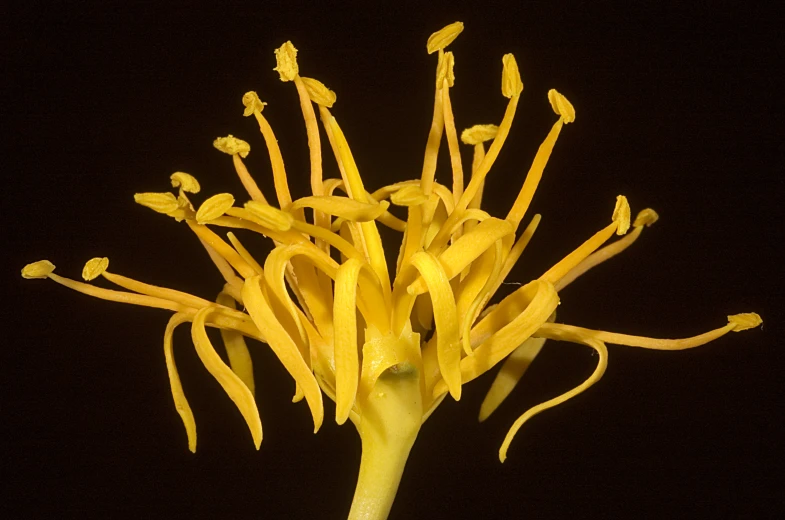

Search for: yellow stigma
xmin=213 ymin=135 xmax=250 ymax=158
xmin=427 ymin=21 xmax=464 ymax=54
xmin=21 ymin=260 xmax=55 ymax=279
xmin=196 ymin=193 xmax=235 ymax=224
xmin=501 ymin=53 xmax=523 ymax=98
xmin=170 ymin=172 xmax=200 ymax=194
xmin=300 ymin=77 xmax=337 ymax=107
xmin=461 ymin=124 xmax=499 ymax=145
xmin=612 ymin=195 xmax=631 ymax=235
xmin=82 ymin=257 xmax=109 ymax=281
xmin=274 ymin=41 xmax=299 ymax=81
xmin=242 ymin=91 xmax=267 ymax=116
xmin=548 ymin=89 xmax=576 ymax=123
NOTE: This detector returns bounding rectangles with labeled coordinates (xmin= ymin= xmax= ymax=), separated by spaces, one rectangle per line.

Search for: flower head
xmin=23 ymin=22 xmax=761 ymax=519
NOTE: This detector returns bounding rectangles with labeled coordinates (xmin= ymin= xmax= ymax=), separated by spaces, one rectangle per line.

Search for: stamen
xmin=226 ymin=232 xmax=265 ymax=275
xmin=536 ymin=312 xmax=763 ymax=350
xmin=300 ymin=77 xmax=337 ymax=108
xmin=540 ymin=196 xmax=630 ymax=284
xmin=501 ymin=53 xmax=524 ymax=99
xmin=241 ymin=91 xmax=266 ymax=116
xmin=555 ymin=208 xmax=658 ymax=292
xmin=186 ymin=221 xmax=257 ymax=279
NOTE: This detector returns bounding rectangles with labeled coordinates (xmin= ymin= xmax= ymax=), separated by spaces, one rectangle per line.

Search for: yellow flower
xmin=22 ymin=23 xmax=761 ymax=520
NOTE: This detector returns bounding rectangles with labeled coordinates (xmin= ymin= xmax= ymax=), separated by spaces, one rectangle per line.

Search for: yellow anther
xmin=436 ymin=51 xmax=455 ymax=89
xmin=501 ymin=53 xmax=523 ymax=98
xmin=301 ymin=77 xmax=336 ymax=107
xmin=426 ymin=21 xmax=464 ymax=54
xmin=245 ymin=201 xmax=294 ymax=231
xmin=242 ymin=91 xmax=266 ymax=117
xmin=213 ymin=135 xmax=250 ymax=158
xmin=134 ymin=192 xmax=179 ymax=214
xmin=196 ymin=193 xmax=235 ymax=224
xmin=274 ymin=41 xmax=299 ymax=82
xmin=548 ymin=89 xmax=576 ymax=123
xmin=612 ymin=195 xmax=631 ymax=235
xmin=170 ymin=172 xmax=200 ymax=194
xmin=728 ymin=313 xmax=763 ymax=331
xmin=82 ymin=257 xmax=109 ymax=281
xmin=460 ymin=124 xmax=499 ymax=145
xmin=633 ymin=208 xmax=659 ymax=227
xmin=21 ymin=260 xmax=55 ymax=279
xmin=390 ymin=185 xmax=428 ymax=206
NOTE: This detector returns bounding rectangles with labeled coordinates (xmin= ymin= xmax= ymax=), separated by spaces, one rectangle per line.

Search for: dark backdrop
xmin=4 ymin=1 xmax=781 ymax=518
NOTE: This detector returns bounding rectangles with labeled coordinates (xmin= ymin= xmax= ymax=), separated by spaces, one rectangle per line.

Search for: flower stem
xmin=348 ymin=366 xmax=423 ymax=520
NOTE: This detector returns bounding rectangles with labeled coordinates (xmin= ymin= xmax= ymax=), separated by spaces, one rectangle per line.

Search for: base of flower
xmin=348 ymin=365 xmax=423 ymax=520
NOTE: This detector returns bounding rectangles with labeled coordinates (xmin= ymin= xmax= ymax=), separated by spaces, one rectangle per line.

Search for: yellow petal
xmin=242 ymin=275 xmax=324 ymax=432
xmin=499 ymin=338 xmax=607 ymax=462
xmin=478 ymin=336 xmax=547 ymax=422
xmin=333 ymin=258 xmax=365 ymax=424
xmin=409 ymin=252 xmax=462 ymax=400
xmin=217 ymin=293 xmax=256 ymax=395
xmin=163 ymin=313 xmax=198 ymax=452
xmin=191 ymin=306 xmax=262 ymax=449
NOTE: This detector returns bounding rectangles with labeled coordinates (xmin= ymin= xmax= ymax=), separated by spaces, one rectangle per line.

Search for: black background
xmin=3 ymin=1 xmax=782 ymax=518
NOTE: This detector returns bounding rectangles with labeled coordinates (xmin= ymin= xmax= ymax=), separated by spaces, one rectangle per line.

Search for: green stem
xmin=348 ymin=366 xmax=423 ymax=520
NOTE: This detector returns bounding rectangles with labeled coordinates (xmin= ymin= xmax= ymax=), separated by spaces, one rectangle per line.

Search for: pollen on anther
xmin=82 ymin=257 xmax=109 ymax=281
xmin=21 ymin=260 xmax=55 ymax=279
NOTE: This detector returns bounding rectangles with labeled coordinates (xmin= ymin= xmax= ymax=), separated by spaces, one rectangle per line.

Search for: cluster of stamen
xmin=22 ymin=21 xmax=761 ymax=461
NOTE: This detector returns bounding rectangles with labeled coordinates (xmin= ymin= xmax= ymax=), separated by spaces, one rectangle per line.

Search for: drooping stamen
xmin=499 ymin=338 xmax=607 ymax=462
xmin=535 ymin=312 xmax=763 ymax=350
xmin=540 ymin=196 xmax=631 ymax=284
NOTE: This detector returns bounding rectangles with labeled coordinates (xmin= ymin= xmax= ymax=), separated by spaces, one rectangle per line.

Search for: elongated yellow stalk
xmin=348 ymin=367 xmax=422 ymax=520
